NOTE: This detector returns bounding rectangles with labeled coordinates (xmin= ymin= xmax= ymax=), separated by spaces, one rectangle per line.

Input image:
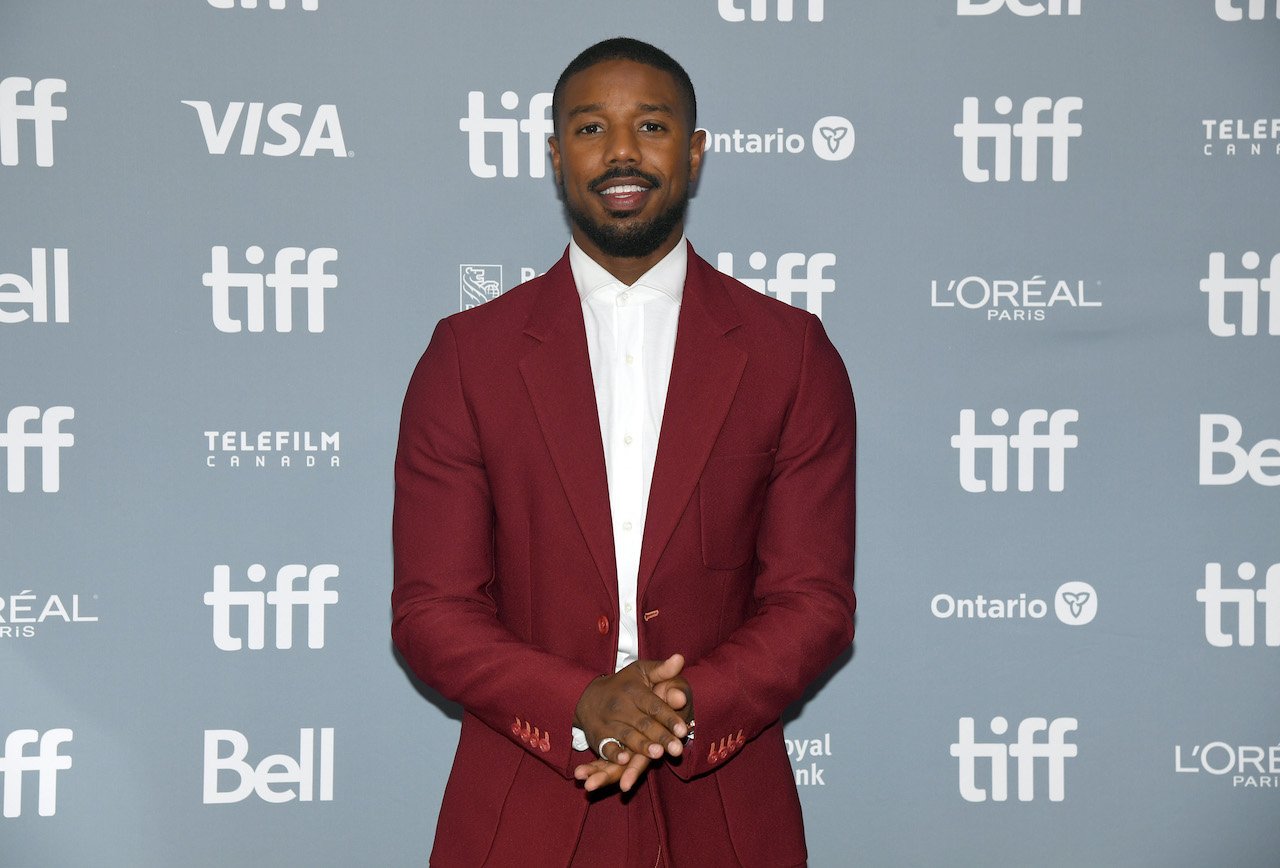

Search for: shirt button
xmin=618 ymin=292 xmax=630 ymax=305
xmin=624 ymin=603 xmax=634 ymax=614
xmin=598 ymin=615 xmax=609 ymax=635
xmin=622 ymin=520 xmax=633 ymax=532
xmin=625 ymin=354 xmax=634 ymax=366
xmin=623 ymin=434 xmax=633 ymax=445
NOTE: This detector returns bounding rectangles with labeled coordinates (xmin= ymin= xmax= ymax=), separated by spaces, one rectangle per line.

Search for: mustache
xmin=587 ymin=167 xmax=661 ymax=192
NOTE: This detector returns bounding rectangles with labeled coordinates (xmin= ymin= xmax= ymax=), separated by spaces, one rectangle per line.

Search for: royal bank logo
xmin=0 ymin=77 xmax=66 ymax=167
xmin=958 ymin=0 xmax=1080 ymax=14
xmin=182 ymin=100 xmax=347 ymax=157
xmin=952 ymin=408 xmax=1079 ymax=493
xmin=204 ymin=245 xmax=337 ymax=333
xmin=1201 ymin=119 xmax=1280 ymax=158
xmin=208 ymin=0 xmax=318 ymax=9
xmin=1198 ymin=562 xmax=1279 ymax=648
xmin=203 ymin=728 xmax=333 ymax=804
xmin=459 ymin=264 xmax=502 ymax=310
xmin=0 ymin=729 xmax=73 ymax=817
xmin=1 ymin=406 xmax=74 ymax=493
xmin=717 ymin=0 xmax=825 ymax=21
xmin=0 ymin=589 xmax=98 ymax=640
xmin=931 ymin=581 xmax=1097 ymax=625
xmin=1202 ymin=252 xmax=1279 ymax=336
xmin=951 ymin=716 xmax=1078 ymax=802
xmin=955 ymin=96 xmax=1083 ymax=182
xmin=716 ymin=251 xmax=836 ymax=318
xmin=1215 ymin=0 xmax=1278 ymax=20
xmin=700 ymin=115 xmax=854 ymax=162
xmin=785 ymin=732 xmax=833 ymax=786
xmin=204 ymin=430 xmax=340 ymax=470
xmin=930 ymin=274 xmax=1101 ymax=322
xmin=1175 ymin=740 xmax=1279 ymax=788
xmin=1199 ymin=414 xmax=1280 ymax=487
xmin=1 ymin=248 xmax=69 ymax=325
xmin=460 ymin=90 xmax=553 ymax=179
xmin=206 ymin=563 xmax=339 ymax=651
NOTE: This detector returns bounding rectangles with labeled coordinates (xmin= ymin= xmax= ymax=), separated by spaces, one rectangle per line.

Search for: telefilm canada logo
xmin=717 ymin=0 xmax=825 ymax=21
xmin=1198 ymin=561 xmax=1279 ymax=648
xmin=930 ymin=274 xmax=1101 ymax=323
xmin=204 ymin=245 xmax=338 ymax=333
xmin=1199 ymin=414 xmax=1280 ymax=487
xmin=208 ymin=0 xmax=318 ymax=9
xmin=0 ymin=729 xmax=73 ymax=818
xmin=0 ymin=588 xmax=98 ymax=640
xmin=952 ymin=408 xmax=1079 ymax=493
xmin=1 ymin=406 xmax=74 ymax=493
xmin=932 ymin=580 xmax=1098 ymax=626
xmin=1 ymin=248 xmax=69 ymax=325
xmin=1215 ymin=0 xmax=1279 ymax=21
xmin=955 ymin=96 xmax=1083 ymax=182
xmin=1175 ymin=740 xmax=1279 ymax=788
xmin=716 ymin=251 xmax=836 ymax=318
xmin=1202 ymin=252 xmax=1278 ymax=336
xmin=700 ymin=115 xmax=854 ymax=162
xmin=957 ymin=0 xmax=1080 ymax=15
xmin=182 ymin=100 xmax=348 ymax=157
xmin=203 ymin=728 xmax=334 ymax=804
xmin=206 ymin=563 xmax=339 ymax=651
xmin=0 ymin=77 xmax=66 ymax=168
xmin=204 ymin=430 xmax=340 ymax=470
xmin=951 ymin=716 xmax=1078 ymax=802
xmin=1201 ymin=119 xmax=1280 ymax=158
xmin=785 ymin=731 xmax=834 ymax=786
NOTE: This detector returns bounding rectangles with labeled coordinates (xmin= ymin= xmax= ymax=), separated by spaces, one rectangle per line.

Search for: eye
xmin=640 ymin=121 xmax=666 ymax=133
xmin=577 ymin=122 xmax=603 ymax=135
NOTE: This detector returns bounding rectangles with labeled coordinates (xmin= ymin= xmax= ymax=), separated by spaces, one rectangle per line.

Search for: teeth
xmin=601 ymin=184 xmax=646 ymax=195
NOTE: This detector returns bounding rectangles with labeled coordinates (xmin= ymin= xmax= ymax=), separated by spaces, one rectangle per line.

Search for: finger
xmin=640 ymin=653 xmax=685 ymax=686
xmin=575 ymin=758 xmax=617 ymax=781
xmin=618 ymin=751 xmax=651 ymax=793
xmin=587 ymin=755 xmax=646 ymax=793
xmin=638 ymin=693 xmax=688 ymax=749
xmin=614 ymin=721 xmax=668 ymax=761
xmin=654 ymin=683 xmax=688 ymax=713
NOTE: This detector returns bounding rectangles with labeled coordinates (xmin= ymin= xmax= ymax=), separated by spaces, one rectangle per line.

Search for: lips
xmin=597 ymin=181 xmax=651 ymax=212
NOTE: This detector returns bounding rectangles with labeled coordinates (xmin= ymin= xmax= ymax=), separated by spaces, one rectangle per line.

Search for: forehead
xmin=559 ymin=59 xmax=686 ymax=116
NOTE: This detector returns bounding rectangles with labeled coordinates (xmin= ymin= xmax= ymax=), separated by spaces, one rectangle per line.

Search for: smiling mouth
xmin=597 ymin=181 xmax=652 ymax=213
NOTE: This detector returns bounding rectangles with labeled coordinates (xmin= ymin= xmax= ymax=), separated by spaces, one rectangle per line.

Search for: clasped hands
xmin=572 ymin=653 xmax=692 ymax=793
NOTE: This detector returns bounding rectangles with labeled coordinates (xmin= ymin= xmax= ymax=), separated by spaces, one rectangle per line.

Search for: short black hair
xmin=552 ymin=37 xmax=697 ymax=137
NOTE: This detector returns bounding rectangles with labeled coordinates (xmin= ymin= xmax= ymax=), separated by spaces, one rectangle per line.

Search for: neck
xmin=573 ymin=228 xmax=683 ymax=287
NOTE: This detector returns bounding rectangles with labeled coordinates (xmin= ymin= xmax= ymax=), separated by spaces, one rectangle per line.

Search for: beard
xmin=561 ymin=168 xmax=690 ymax=259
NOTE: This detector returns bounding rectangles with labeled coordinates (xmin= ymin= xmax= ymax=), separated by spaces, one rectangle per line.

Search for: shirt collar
xmin=569 ymin=235 xmax=687 ymax=304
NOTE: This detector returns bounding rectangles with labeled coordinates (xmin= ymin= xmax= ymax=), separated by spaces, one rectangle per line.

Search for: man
xmin=393 ymin=37 xmax=855 ymax=867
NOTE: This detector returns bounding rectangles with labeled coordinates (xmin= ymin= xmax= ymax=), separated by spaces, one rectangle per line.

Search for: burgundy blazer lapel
xmin=518 ymin=252 xmax=618 ymax=604
xmin=638 ymin=245 xmax=747 ymax=601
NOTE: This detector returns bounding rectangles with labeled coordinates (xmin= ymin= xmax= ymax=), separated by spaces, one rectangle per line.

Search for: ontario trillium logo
xmin=811 ymin=116 xmax=855 ymax=161
xmin=1054 ymin=581 xmax=1097 ymax=626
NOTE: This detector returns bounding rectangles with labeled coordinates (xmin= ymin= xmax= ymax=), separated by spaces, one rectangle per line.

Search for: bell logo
xmin=181 ymin=101 xmax=347 ymax=157
xmin=0 ymin=729 xmax=73 ymax=817
xmin=1201 ymin=252 xmax=1279 ymax=337
xmin=208 ymin=0 xmax=318 ymax=8
xmin=205 ymin=563 xmax=339 ymax=651
xmin=951 ymin=408 xmax=1078 ymax=493
xmin=1198 ymin=562 xmax=1280 ymax=648
xmin=1 ymin=406 xmax=74 ymax=493
xmin=1199 ymin=414 xmax=1280 ymax=486
xmin=718 ymin=0 xmax=825 ymax=21
xmin=951 ymin=716 xmax=1077 ymax=802
xmin=204 ymin=245 xmax=337 ymax=333
xmin=459 ymin=91 xmax=553 ymax=179
xmin=954 ymin=96 xmax=1083 ymax=182
xmin=0 ymin=77 xmax=66 ymax=168
xmin=716 ymin=251 xmax=836 ymax=318
xmin=203 ymin=728 xmax=333 ymax=804
xmin=958 ymin=0 xmax=1080 ymax=14
xmin=1216 ymin=0 xmax=1279 ymax=20
xmin=0 ymin=248 xmax=69 ymax=324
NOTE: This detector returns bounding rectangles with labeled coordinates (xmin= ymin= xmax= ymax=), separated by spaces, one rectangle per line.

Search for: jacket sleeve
xmin=391 ymin=319 xmax=600 ymax=778
xmin=672 ymin=313 xmax=856 ymax=780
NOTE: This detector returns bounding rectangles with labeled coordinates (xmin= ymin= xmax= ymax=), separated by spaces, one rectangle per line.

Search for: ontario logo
xmin=701 ymin=114 xmax=854 ymax=161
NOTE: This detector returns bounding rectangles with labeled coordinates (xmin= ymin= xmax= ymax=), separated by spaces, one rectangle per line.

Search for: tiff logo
xmin=716 ymin=251 xmax=836 ymax=318
xmin=203 ymin=728 xmax=333 ymax=804
xmin=204 ymin=246 xmax=337 ymax=333
xmin=459 ymin=91 xmax=553 ymax=178
xmin=1202 ymin=252 xmax=1279 ymax=337
xmin=0 ymin=248 xmax=68 ymax=324
xmin=958 ymin=0 xmax=1080 ymax=14
xmin=181 ymin=101 xmax=346 ymax=157
xmin=0 ymin=729 xmax=72 ymax=817
xmin=205 ymin=563 xmax=339 ymax=651
xmin=1216 ymin=0 xmax=1279 ymax=19
xmin=1198 ymin=562 xmax=1280 ymax=647
xmin=1199 ymin=414 xmax=1280 ymax=487
xmin=1 ymin=407 xmax=74 ymax=493
xmin=0 ymin=77 xmax=66 ymax=167
xmin=209 ymin=0 xmax=318 ymax=8
xmin=955 ymin=96 xmax=1083 ymax=182
xmin=952 ymin=409 xmax=1078 ymax=493
xmin=718 ymin=0 xmax=825 ymax=21
xmin=951 ymin=716 xmax=1077 ymax=802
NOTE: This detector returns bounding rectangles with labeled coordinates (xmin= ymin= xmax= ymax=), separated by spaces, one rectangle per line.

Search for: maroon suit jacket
xmin=392 ymin=244 xmax=856 ymax=867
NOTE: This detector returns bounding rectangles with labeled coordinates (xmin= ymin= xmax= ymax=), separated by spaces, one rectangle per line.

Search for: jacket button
xmin=597 ymin=615 xmax=609 ymax=635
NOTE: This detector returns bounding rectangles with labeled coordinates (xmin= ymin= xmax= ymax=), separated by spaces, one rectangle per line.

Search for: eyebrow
xmin=566 ymin=102 xmax=676 ymax=119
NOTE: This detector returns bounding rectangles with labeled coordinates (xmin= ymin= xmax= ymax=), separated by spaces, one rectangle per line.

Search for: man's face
xmin=549 ymin=59 xmax=705 ymax=261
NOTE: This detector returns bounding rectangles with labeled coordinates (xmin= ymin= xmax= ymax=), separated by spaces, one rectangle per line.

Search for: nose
xmin=605 ymin=125 xmax=639 ymax=165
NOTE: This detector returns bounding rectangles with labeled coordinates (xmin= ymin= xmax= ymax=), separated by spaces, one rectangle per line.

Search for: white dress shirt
xmin=568 ymin=235 xmax=686 ymax=752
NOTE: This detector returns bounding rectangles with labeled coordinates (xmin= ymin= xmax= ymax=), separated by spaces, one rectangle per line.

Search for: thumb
xmin=644 ymin=653 xmax=685 ymax=684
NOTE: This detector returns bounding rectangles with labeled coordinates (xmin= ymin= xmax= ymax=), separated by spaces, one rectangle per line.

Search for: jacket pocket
xmin=698 ymin=450 xmax=776 ymax=570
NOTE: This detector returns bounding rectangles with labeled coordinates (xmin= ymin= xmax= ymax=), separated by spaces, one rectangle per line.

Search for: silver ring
xmin=597 ymin=736 xmax=623 ymax=759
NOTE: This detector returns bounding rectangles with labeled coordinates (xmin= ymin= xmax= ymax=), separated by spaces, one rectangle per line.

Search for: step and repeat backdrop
xmin=3 ymin=2 xmax=1278 ymax=866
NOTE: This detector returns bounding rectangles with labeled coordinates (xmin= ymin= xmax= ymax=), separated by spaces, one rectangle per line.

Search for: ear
xmin=687 ymin=128 xmax=706 ymax=184
xmin=548 ymin=135 xmax=562 ymax=186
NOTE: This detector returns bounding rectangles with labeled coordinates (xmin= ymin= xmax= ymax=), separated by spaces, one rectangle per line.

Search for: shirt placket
xmin=612 ymin=287 xmax=645 ymax=668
